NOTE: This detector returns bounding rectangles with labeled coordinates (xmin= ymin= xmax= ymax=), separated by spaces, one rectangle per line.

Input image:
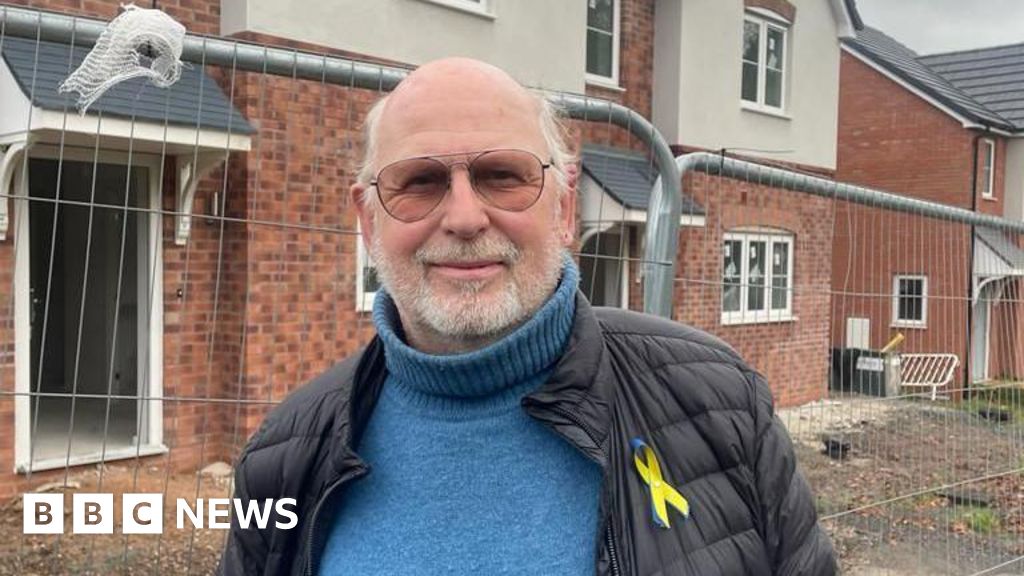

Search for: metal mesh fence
xmin=0 ymin=5 xmax=1022 ymax=575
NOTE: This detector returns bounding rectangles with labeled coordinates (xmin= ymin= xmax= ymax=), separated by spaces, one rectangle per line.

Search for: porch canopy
xmin=579 ymin=144 xmax=705 ymax=237
xmin=975 ymin=227 xmax=1024 ymax=280
xmin=0 ymin=36 xmax=254 ymax=245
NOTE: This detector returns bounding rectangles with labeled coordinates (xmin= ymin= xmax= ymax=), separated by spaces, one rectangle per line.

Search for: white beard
xmin=371 ymin=227 xmax=565 ymax=340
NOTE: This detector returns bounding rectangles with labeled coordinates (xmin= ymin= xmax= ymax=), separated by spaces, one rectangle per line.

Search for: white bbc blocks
xmin=23 ymin=493 xmax=64 ymax=534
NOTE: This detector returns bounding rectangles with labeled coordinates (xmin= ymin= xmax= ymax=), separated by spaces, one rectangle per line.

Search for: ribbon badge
xmin=630 ymin=437 xmax=690 ymax=529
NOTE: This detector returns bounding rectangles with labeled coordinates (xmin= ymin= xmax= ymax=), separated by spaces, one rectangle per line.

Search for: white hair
xmin=356 ymin=90 xmax=575 ymax=207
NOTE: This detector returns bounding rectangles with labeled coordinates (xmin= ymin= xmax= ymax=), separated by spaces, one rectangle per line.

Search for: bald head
xmin=356 ymin=57 xmax=572 ymax=195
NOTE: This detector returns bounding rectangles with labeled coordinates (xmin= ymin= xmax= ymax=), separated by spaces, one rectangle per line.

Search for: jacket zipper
xmin=304 ymin=466 xmax=368 ymax=576
xmin=605 ymin=523 xmax=622 ymax=576
xmin=522 ymin=399 xmax=621 ymax=576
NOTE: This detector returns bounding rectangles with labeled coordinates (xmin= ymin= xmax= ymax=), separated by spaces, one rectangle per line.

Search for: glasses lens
xmin=470 ymin=150 xmax=545 ymax=211
xmin=377 ymin=158 xmax=450 ymax=221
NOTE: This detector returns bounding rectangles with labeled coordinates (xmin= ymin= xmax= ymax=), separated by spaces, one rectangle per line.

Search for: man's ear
xmin=351 ymin=183 xmax=375 ymax=249
xmin=559 ymin=164 xmax=578 ymax=246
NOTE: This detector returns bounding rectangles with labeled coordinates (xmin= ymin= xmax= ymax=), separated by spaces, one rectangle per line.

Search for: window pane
xmin=897 ymin=278 xmax=924 ymax=321
xmin=747 ymin=241 xmax=766 ymax=312
xmin=767 ymin=27 xmax=784 ymax=70
xmin=771 ymin=242 xmax=789 ymax=310
xmin=743 ymin=21 xmax=760 ymax=63
xmin=587 ymin=30 xmax=613 ymax=77
xmin=364 ymin=265 xmax=381 ymax=293
xmin=588 ymin=0 xmax=614 ymax=33
xmin=765 ymin=69 xmax=783 ymax=108
xmin=723 ymin=240 xmax=742 ymax=312
xmin=742 ymin=62 xmax=759 ymax=102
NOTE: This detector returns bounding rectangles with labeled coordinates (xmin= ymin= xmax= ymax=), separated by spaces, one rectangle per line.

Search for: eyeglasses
xmin=369 ymin=148 xmax=551 ymax=223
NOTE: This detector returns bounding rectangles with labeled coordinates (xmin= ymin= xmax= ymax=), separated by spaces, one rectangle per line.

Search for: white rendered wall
xmin=654 ymin=0 xmax=842 ymax=171
xmin=1005 ymin=139 xmax=1024 ymax=221
xmin=220 ymin=0 xmax=586 ymax=93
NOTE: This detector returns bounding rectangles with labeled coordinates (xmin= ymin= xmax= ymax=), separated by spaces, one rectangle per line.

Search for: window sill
xmin=416 ymin=0 xmax=495 ymax=20
xmin=356 ymin=295 xmax=377 ymax=313
xmin=981 ymin=195 xmax=997 ymax=202
xmin=18 ymin=444 xmax=169 ymax=474
xmin=586 ymin=75 xmax=626 ymax=93
xmin=721 ymin=314 xmax=797 ymax=326
xmin=741 ymin=101 xmax=792 ymax=120
xmin=891 ymin=321 xmax=927 ymax=330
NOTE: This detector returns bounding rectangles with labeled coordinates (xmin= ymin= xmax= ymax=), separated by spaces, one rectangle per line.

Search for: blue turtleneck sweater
xmin=319 ymin=261 xmax=602 ymax=576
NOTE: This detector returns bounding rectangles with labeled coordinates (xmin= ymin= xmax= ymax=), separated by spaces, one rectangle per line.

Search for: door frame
xmin=13 ymin=144 xmax=166 ymax=473
xmin=971 ymin=280 xmax=996 ymax=384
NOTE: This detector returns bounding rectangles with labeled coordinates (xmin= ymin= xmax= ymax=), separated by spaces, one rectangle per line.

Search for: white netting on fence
xmin=58 ymin=4 xmax=185 ymax=112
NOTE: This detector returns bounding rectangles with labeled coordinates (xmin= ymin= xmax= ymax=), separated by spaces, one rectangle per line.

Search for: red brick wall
xmin=581 ymin=0 xmax=655 ymax=150
xmin=834 ymin=50 xmax=1014 ymax=389
xmin=989 ymin=279 xmax=1024 ymax=379
xmin=674 ymin=172 xmax=834 ymax=407
xmin=4 ymin=0 xmax=220 ymax=35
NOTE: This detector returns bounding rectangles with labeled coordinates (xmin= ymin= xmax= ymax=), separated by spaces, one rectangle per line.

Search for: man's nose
xmin=439 ymin=167 xmax=490 ymax=238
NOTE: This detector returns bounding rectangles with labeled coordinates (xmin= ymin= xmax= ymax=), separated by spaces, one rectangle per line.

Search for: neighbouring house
xmin=646 ymin=0 xmax=861 ymax=407
xmin=835 ymin=26 xmax=1024 ymax=392
xmin=0 ymin=0 xmax=861 ymax=500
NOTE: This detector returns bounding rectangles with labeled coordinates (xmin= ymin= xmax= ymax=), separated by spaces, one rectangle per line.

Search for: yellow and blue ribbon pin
xmin=630 ymin=437 xmax=690 ymax=529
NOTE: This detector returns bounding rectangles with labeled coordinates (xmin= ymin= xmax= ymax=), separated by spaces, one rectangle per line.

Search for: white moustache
xmin=414 ymin=236 xmax=521 ymax=265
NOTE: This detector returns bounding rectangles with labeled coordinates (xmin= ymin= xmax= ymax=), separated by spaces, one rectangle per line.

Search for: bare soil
xmin=781 ymin=396 xmax=1024 ymax=575
xmin=0 ymin=464 xmax=231 ymax=576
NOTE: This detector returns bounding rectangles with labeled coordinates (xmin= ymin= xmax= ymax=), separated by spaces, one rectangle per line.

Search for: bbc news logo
xmin=23 ymin=493 xmax=298 ymax=534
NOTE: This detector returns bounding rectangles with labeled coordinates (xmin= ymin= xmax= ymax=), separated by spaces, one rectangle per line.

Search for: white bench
xmin=898 ymin=353 xmax=960 ymax=400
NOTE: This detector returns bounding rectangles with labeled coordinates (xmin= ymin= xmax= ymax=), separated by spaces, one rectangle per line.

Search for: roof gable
xmin=842 ymin=27 xmax=1015 ymax=132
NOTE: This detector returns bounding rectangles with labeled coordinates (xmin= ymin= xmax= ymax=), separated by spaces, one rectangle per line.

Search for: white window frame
xmin=892 ymin=275 xmax=928 ymax=328
xmin=980 ymin=138 xmax=995 ymax=199
xmin=585 ymin=0 xmax=621 ymax=87
xmin=417 ymin=0 xmax=493 ymax=18
xmin=741 ymin=12 xmax=788 ymax=113
xmin=721 ymin=231 xmax=795 ymax=325
xmin=355 ymin=223 xmax=379 ymax=312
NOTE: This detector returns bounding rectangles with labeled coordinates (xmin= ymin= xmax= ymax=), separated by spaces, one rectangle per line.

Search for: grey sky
xmin=855 ymin=0 xmax=1024 ymax=55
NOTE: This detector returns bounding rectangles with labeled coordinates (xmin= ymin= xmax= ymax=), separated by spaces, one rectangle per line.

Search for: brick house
xmin=835 ymin=26 xmax=1024 ymax=391
xmin=0 ymin=0 xmax=859 ymax=499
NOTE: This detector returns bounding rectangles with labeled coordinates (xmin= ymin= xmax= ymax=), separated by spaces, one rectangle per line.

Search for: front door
xmin=971 ymin=282 xmax=995 ymax=383
xmin=27 ymin=157 xmax=149 ymax=464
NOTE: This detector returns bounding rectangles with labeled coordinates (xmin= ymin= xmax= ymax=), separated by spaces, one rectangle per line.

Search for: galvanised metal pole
xmin=663 ymin=152 xmax=1024 ymax=234
xmin=0 ymin=4 xmax=688 ymax=317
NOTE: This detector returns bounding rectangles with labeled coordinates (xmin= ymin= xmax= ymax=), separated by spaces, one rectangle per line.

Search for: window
xmin=355 ymin=225 xmax=381 ymax=312
xmin=586 ymin=0 xmax=620 ymax=84
xmin=741 ymin=14 xmax=787 ymax=111
xmin=893 ymin=276 xmax=927 ymax=327
xmin=980 ymin=138 xmax=995 ymax=199
xmin=722 ymin=232 xmax=794 ymax=324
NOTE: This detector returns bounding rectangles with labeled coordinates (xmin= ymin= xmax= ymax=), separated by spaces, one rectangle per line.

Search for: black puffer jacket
xmin=219 ymin=294 xmax=836 ymax=575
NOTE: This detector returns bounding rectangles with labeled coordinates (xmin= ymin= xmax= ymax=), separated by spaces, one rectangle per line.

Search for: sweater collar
xmin=371 ymin=259 xmax=579 ymax=399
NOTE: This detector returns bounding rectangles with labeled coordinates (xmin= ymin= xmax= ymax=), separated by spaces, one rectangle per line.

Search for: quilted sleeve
xmin=217 ymin=451 xmax=269 ymax=576
xmin=747 ymin=370 xmax=838 ymax=576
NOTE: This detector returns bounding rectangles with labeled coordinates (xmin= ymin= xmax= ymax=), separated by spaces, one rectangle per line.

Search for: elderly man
xmin=219 ymin=58 xmax=835 ymax=576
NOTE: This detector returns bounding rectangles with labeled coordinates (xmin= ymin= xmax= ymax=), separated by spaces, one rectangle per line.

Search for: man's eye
xmin=399 ymin=173 xmax=445 ymax=191
xmin=477 ymin=168 xmax=528 ymax=187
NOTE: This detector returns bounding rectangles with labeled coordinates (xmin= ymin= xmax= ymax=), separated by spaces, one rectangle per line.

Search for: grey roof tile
xmin=2 ymin=36 xmax=253 ymax=134
xmin=580 ymin=145 xmax=704 ymax=216
xmin=921 ymin=43 xmax=1024 ymax=130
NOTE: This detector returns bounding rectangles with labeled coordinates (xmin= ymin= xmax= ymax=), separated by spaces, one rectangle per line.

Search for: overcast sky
xmin=855 ymin=0 xmax=1024 ymax=54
